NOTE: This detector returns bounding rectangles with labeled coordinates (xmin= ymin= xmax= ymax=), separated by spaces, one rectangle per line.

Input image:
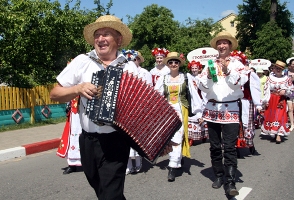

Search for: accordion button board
xmin=86 ymin=65 xmax=123 ymax=125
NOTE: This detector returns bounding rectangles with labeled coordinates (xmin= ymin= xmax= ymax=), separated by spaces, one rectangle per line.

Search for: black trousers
xmin=79 ymin=130 xmax=130 ymax=200
xmin=207 ymin=122 xmax=239 ymax=168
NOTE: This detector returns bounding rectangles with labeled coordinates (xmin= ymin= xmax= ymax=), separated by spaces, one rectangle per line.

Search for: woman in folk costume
xmin=122 ymin=49 xmax=144 ymax=175
xmin=57 ymin=96 xmax=82 ymax=174
xmin=134 ymin=51 xmax=153 ymax=86
xmin=254 ymin=66 xmax=267 ymax=128
xmin=256 ymin=66 xmax=268 ymax=99
xmin=154 ymin=52 xmax=191 ymax=182
xmin=261 ymin=60 xmax=292 ymax=143
xmin=230 ymin=50 xmax=262 ymax=155
xmin=186 ymin=60 xmax=209 ymax=146
xmin=149 ymin=47 xmax=170 ymax=86
xmin=284 ymin=58 xmax=294 ymax=131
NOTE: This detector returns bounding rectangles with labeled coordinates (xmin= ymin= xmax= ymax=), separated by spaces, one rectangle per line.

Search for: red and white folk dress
xmin=261 ymin=74 xmax=292 ymax=137
xmin=149 ymin=65 xmax=170 ymax=86
xmin=186 ymin=73 xmax=208 ymax=144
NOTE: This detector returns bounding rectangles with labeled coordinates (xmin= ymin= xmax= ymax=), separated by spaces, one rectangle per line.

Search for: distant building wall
xmin=217 ymin=13 xmax=237 ymax=37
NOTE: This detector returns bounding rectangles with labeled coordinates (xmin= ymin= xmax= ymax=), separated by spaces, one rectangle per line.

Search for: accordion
xmin=86 ymin=65 xmax=182 ymax=164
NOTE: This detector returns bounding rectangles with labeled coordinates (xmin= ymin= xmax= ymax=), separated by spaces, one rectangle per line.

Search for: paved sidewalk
xmin=0 ymin=123 xmax=64 ymax=162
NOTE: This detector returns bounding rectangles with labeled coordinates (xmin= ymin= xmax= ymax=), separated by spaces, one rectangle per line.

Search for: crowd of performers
xmin=55 ymin=30 xmax=294 ymax=198
xmin=47 ymin=14 xmax=294 ymax=199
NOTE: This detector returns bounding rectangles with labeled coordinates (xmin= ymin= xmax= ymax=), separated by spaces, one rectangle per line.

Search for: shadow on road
xmin=259 ymin=134 xmax=288 ymax=144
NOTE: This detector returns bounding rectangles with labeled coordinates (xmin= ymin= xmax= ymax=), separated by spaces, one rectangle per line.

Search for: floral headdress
xmin=122 ymin=49 xmax=138 ymax=61
xmin=151 ymin=47 xmax=169 ymax=57
xmin=230 ymin=50 xmax=248 ymax=65
xmin=187 ymin=60 xmax=202 ymax=71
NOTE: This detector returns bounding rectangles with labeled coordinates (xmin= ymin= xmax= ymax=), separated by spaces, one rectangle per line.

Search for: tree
xmin=235 ymin=0 xmax=294 ymax=53
xmin=127 ymin=4 xmax=179 ymax=70
xmin=169 ymin=18 xmax=224 ymax=71
xmin=0 ymin=0 xmax=111 ymax=88
xmin=127 ymin=4 xmax=223 ymax=71
xmin=174 ymin=18 xmax=224 ymax=52
xmin=251 ymin=21 xmax=292 ymax=62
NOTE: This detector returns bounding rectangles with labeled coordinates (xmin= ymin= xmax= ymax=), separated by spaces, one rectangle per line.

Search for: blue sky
xmin=59 ymin=0 xmax=294 ymax=23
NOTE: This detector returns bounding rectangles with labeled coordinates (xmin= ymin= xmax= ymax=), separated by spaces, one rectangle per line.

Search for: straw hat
xmin=163 ymin=52 xmax=186 ymax=66
xmin=210 ymin=32 xmax=238 ymax=50
xmin=83 ymin=15 xmax=132 ymax=47
xmin=274 ymin=60 xmax=286 ymax=69
xmin=135 ymin=51 xmax=144 ymax=62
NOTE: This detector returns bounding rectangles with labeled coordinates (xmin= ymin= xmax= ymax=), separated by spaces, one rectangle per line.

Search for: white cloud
xmin=221 ymin=10 xmax=236 ymax=17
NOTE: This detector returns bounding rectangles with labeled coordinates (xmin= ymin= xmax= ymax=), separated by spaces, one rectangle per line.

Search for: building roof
xmin=216 ymin=13 xmax=237 ymax=23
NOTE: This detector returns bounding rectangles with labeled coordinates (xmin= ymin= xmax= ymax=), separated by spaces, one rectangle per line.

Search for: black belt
xmin=82 ymin=129 xmax=118 ymax=137
xmin=208 ymin=99 xmax=239 ymax=103
xmin=82 ymin=129 xmax=100 ymax=137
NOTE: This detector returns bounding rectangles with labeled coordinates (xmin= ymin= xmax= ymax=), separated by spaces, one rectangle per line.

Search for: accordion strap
xmin=85 ymin=53 xmax=128 ymax=68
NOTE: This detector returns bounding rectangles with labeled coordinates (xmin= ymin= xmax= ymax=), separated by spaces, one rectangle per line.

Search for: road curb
xmin=0 ymin=138 xmax=60 ymax=162
xmin=22 ymin=138 xmax=61 ymax=155
xmin=0 ymin=147 xmax=26 ymax=162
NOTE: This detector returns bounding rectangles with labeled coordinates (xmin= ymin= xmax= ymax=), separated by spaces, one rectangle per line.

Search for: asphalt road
xmin=1 ymin=130 xmax=294 ymax=200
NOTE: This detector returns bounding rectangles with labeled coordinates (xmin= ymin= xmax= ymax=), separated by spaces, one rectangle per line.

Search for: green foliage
xmin=0 ymin=0 xmax=110 ymax=88
xmin=128 ymin=4 xmax=177 ymax=50
xmin=127 ymin=4 xmax=178 ymax=70
xmin=251 ymin=21 xmax=292 ymax=62
xmin=127 ymin=4 xmax=220 ymax=71
xmin=235 ymin=0 xmax=264 ymax=52
xmin=3 ymin=0 xmax=291 ymax=86
xmin=236 ymin=0 xmax=294 ymax=54
xmin=170 ymin=18 xmax=224 ymax=71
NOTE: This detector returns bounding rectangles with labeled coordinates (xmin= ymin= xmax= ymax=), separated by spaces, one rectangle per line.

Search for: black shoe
xmin=225 ymin=183 xmax=239 ymax=197
xmin=167 ymin=168 xmax=176 ymax=182
xmin=63 ymin=166 xmax=76 ymax=175
xmin=212 ymin=177 xmax=224 ymax=189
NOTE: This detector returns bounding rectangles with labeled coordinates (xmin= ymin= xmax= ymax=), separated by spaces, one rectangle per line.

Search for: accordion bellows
xmin=86 ymin=66 xmax=182 ymax=163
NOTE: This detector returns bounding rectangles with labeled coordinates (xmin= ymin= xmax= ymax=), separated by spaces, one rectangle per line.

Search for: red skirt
xmin=261 ymin=93 xmax=290 ymax=136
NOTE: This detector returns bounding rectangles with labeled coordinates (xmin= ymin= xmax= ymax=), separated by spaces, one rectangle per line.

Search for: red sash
xmin=56 ymin=96 xmax=79 ymax=158
xmin=56 ymin=112 xmax=70 ymax=158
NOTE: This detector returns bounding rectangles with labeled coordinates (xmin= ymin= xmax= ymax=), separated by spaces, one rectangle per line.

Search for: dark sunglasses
xmin=274 ymin=66 xmax=282 ymax=70
xmin=168 ymin=60 xmax=180 ymax=65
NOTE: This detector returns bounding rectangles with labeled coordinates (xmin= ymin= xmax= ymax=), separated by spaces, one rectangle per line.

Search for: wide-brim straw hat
xmin=163 ymin=52 xmax=185 ymax=67
xmin=274 ymin=60 xmax=286 ymax=69
xmin=135 ymin=51 xmax=144 ymax=63
xmin=83 ymin=15 xmax=132 ymax=47
xmin=210 ymin=31 xmax=238 ymax=50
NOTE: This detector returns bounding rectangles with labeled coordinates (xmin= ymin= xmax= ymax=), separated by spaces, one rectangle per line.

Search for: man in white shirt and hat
xmin=198 ymin=31 xmax=248 ymax=197
xmin=50 ymin=15 xmax=173 ymax=200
